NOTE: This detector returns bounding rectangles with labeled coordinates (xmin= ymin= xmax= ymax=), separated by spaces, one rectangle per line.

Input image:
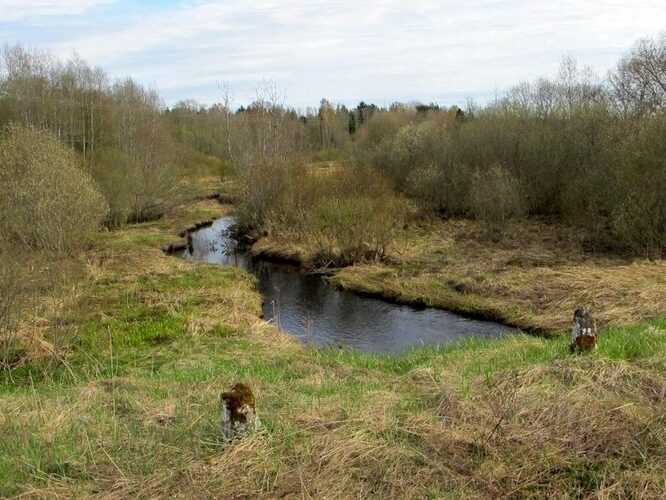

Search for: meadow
xmin=2 ymin=178 xmax=665 ymax=496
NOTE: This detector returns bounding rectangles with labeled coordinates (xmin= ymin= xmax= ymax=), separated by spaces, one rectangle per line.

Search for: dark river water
xmin=179 ymin=216 xmax=514 ymax=353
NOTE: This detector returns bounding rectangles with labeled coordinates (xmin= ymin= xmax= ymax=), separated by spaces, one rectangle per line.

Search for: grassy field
xmin=2 ymin=178 xmax=666 ymax=497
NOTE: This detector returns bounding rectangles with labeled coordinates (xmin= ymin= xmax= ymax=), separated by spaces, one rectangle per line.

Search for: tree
xmin=610 ymin=33 xmax=666 ymax=116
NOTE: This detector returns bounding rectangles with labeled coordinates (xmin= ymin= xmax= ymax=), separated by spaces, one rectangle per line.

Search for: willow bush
xmin=237 ymin=155 xmax=409 ymax=266
xmin=611 ymin=110 xmax=666 ymax=258
xmin=92 ymin=145 xmax=182 ymax=227
xmin=468 ymin=164 xmax=525 ymax=240
xmin=306 ymin=191 xmax=408 ymax=266
xmin=0 ymin=124 xmax=107 ymax=253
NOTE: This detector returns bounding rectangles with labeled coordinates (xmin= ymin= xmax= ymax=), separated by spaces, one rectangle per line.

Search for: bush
xmin=307 ymin=191 xmax=408 ymax=265
xmin=307 ymin=165 xmax=409 ymax=264
xmin=404 ymin=163 xmax=443 ymax=212
xmin=235 ymin=158 xmax=294 ymax=229
xmin=469 ymin=164 xmax=525 ymax=239
xmin=362 ymin=117 xmax=470 ymax=216
xmin=91 ymin=148 xmax=138 ymax=226
xmin=612 ymin=192 xmax=666 ymax=258
xmin=356 ymin=111 xmax=413 ymax=150
xmin=237 ymin=157 xmax=409 ymax=266
xmin=0 ymin=124 xmax=107 ymax=252
xmin=378 ymin=122 xmax=441 ymax=185
xmin=0 ymin=243 xmax=23 ymax=370
xmin=93 ymin=146 xmax=182 ymax=226
xmin=611 ymin=111 xmax=666 ymax=258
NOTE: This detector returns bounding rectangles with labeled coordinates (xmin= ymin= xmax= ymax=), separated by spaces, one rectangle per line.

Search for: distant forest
xmin=1 ymin=32 xmax=665 ymax=266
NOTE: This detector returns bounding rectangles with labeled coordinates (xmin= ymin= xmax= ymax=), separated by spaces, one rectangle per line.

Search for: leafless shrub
xmin=468 ymin=164 xmax=525 ymax=240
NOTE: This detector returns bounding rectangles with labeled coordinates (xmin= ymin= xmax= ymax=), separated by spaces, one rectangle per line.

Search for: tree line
xmin=0 ymin=45 xmax=183 ymax=227
xmin=354 ymin=41 xmax=666 ymax=255
xmin=170 ymin=34 xmax=665 ymax=260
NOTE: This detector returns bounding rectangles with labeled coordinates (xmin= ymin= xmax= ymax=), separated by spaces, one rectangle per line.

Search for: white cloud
xmin=0 ymin=0 xmax=115 ymax=22
xmin=5 ymin=0 xmax=666 ymax=107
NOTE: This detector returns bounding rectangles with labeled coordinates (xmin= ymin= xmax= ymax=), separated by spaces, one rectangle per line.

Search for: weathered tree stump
xmin=220 ymin=383 xmax=259 ymax=439
xmin=569 ymin=307 xmax=597 ymax=353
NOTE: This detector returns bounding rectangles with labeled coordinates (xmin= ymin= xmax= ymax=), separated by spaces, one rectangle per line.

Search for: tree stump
xmin=569 ymin=307 xmax=597 ymax=353
xmin=220 ymin=383 xmax=259 ymax=439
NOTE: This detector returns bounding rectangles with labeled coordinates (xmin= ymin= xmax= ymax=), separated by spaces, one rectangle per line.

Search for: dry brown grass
xmin=3 ymin=254 xmax=91 ymax=369
xmin=30 ymin=343 xmax=662 ymax=499
xmin=331 ymin=217 xmax=666 ymax=334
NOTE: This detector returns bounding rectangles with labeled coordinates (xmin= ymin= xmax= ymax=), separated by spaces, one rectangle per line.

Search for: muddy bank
xmin=249 ymin=240 xmax=305 ymax=266
xmin=164 ymin=220 xmax=215 ymax=255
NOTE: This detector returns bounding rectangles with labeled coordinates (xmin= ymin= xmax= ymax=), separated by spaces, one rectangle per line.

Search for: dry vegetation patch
xmin=332 ymin=217 xmax=666 ymax=333
xmin=73 ymin=343 xmax=666 ymax=498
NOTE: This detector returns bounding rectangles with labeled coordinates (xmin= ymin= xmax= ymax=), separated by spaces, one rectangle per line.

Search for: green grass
xmin=2 ymin=313 xmax=665 ymax=496
xmin=2 ymin=197 xmax=666 ymax=497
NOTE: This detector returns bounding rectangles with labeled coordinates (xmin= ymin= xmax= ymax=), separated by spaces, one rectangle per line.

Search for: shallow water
xmin=179 ymin=216 xmax=514 ymax=353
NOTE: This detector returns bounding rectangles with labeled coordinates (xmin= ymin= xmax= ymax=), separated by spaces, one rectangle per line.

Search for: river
xmin=178 ymin=216 xmax=514 ymax=353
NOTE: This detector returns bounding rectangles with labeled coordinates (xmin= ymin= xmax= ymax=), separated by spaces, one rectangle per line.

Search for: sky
xmin=1 ymin=0 xmax=665 ymax=110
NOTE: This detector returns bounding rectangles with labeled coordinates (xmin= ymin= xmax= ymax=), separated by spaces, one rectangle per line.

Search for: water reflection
xmin=180 ymin=216 xmax=514 ymax=353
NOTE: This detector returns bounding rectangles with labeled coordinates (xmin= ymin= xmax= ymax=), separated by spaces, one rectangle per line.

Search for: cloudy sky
xmin=1 ymin=0 xmax=665 ymax=109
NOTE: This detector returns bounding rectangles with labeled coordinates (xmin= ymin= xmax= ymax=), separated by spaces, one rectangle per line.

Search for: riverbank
xmin=253 ymin=217 xmax=666 ymax=335
xmin=2 ymin=187 xmax=666 ymax=496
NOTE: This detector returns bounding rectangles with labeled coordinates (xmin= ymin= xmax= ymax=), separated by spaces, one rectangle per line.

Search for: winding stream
xmin=179 ymin=216 xmax=514 ymax=353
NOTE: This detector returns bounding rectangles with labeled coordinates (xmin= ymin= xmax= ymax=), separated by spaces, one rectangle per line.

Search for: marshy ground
xmin=2 ymin=175 xmax=665 ymax=497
